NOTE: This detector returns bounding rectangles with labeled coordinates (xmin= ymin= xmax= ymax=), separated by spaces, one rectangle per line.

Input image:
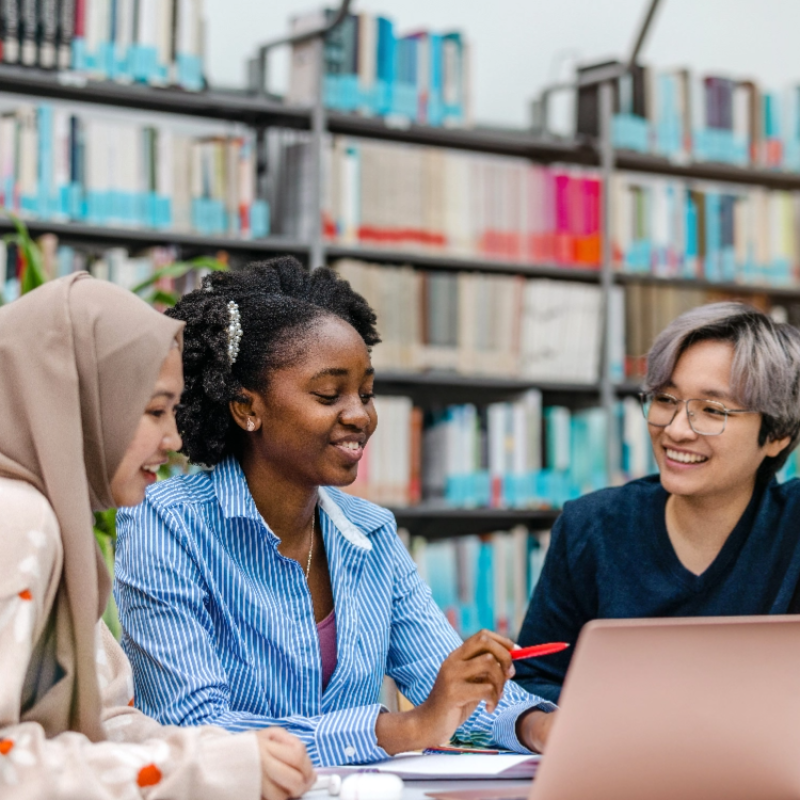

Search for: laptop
xmin=531 ymin=615 xmax=800 ymax=800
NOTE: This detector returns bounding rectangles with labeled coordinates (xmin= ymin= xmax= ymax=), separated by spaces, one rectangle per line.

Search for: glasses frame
xmin=638 ymin=391 xmax=757 ymax=436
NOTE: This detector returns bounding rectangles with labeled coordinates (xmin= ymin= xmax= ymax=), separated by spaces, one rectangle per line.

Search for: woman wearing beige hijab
xmin=0 ymin=272 xmax=315 ymax=799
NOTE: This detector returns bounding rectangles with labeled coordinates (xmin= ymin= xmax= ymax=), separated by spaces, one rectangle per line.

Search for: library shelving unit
xmin=8 ymin=0 xmax=800 ymax=537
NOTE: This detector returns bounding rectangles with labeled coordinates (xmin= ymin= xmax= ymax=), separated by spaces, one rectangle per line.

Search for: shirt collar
xmin=212 ymin=455 xmax=262 ymax=522
xmin=211 ymin=456 xmax=388 ymax=550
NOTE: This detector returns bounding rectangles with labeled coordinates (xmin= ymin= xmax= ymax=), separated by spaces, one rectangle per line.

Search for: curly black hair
xmin=166 ymin=256 xmax=380 ymax=466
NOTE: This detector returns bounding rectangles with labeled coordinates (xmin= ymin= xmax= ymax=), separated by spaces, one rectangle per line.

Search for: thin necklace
xmin=305 ymin=507 xmax=315 ymax=580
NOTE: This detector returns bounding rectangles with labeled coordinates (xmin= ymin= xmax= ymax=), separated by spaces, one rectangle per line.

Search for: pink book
xmin=554 ymin=173 xmax=572 ymax=265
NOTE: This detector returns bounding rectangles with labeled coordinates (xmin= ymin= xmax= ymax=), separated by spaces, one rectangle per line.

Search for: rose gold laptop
xmin=530 ymin=616 xmax=800 ymax=800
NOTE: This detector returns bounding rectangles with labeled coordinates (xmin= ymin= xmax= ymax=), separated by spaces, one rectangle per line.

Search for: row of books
xmin=348 ymin=393 xmax=611 ymax=511
xmin=578 ymin=62 xmax=800 ymax=170
xmin=288 ymin=9 xmax=470 ymax=127
xmin=1 ymin=0 xmax=206 ymax=91
xmin=353 ymin=388 xmax=800 ymax=514
xmin=335 ymin=260 xmax=609 ymax=384
xmin=611 ymin=173 xmax=800 ymax=285
xmin=408 ymin=529 xmax=548 ymax=638
xmin=269 ymin=132 xmax=603 ymax=267
xmin=1 ymin=237 xmax=207 ymax=303
xmin=621 ymin=282 xmax=800 ymax=379
xmin=0 ymin=102 xmax=268 ymax=237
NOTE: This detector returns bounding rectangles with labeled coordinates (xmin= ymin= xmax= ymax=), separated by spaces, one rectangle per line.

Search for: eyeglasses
xmin=639 ymin=392 xmax=757 ymax=436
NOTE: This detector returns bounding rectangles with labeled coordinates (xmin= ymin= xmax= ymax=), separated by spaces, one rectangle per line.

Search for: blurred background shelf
xmin=389 ymin=505 xmax=561 ymax=538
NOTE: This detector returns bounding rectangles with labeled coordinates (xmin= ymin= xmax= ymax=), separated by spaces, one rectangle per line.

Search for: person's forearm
xmin=515 ymin=709 xmax=556 ymax=754
xmin=374 ymin=710 xmax=430 ymax=755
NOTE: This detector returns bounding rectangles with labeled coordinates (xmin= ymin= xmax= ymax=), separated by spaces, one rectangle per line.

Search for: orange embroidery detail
xmin=0 ymin=739 xmax=13 ymax=756
xmin=18 ymin=589 xmax=32 ymax=601
xmin=128 ymin=698 xmax=135 ymax=707
xmin=137 ymin=764 xmax=162 ymax=787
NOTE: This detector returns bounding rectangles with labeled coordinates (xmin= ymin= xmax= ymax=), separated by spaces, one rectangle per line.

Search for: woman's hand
xmin=255 ymin=727 xmax=316 ymax=800
xmin=376 ymin=630 xmax=516 ymax=754
xmin=516 ymin=708 xmax=557 ymax=754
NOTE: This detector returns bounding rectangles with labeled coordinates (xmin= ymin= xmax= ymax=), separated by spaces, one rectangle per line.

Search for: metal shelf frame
xmin=389 ymin=506 xmax=561 ymax=538
xmin=326 ymin=245 xmax=602 ymax=281
xmin=0 ymin=217 xmax=311 ymax=257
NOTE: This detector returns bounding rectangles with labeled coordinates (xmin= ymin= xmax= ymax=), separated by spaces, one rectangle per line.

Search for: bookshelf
xmin=0 ymin=217 xmax=310 ymax=258
xmin=8 ymin=0 xmax=800 ymax=544
xmin=0 ymin=63 xmax=311 ymax=127
xmin=374 ymin=371 xmax=603 ymax=407
xmin=326 ymin=246 xmax=601 ymax=282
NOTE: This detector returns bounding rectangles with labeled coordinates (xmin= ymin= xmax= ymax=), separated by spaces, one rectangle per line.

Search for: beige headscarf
xmin=0 ymin=272 xmax=183 ymax=741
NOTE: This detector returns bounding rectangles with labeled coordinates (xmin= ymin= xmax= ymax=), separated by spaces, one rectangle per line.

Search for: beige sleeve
xmin=0 ymin=479 xmax=261 ymax=800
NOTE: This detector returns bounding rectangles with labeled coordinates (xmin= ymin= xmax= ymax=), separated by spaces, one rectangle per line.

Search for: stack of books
xmin=611 ymin=172 xmax=800 ymax=285
xmin=0 ymin=101 xmax=268 ymax=237
xmin=288 ymin=8 xmax=470 ymax=127
xmin=2 ymin=0 xmax=206 ymax=91
xmin=335 ymin=259 xmax=609 ymax=383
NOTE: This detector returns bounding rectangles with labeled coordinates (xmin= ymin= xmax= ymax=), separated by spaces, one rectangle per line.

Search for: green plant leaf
xmin=131 ymin=257 xmax=227 ymax=295
xmin=5 ymin=215 xmax=48 ymax=295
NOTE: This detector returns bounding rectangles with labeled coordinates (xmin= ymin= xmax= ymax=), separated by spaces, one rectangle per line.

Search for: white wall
xmin=204 ymin=0 xmax=800 ymax=129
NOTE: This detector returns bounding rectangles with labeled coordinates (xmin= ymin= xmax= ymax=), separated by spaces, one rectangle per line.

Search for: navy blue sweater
xmin=513 ymin=474 xmax=800 ymax=704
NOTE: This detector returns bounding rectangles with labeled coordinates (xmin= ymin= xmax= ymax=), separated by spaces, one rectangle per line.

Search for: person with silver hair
xmin=513 ymin=301 xmax=800 ymax=704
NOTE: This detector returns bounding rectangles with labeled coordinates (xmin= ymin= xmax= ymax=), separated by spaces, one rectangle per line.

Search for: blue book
xmin=544 ymin=407 xmax=571 ymax=474
xmin=442 ymin=32 xmax=464 ymax=127
xmin=684 ymin=190 xmax=699 ymax=277
xmin=427 ymin=33 xmax=444 ymax=127
xmin=426 ymin=541 xmax=460 ymax=629
xmin=720 ymin=194 xmax=736 ymax=281
xmin=474 ymin=539 xmax=494 ymax=632
xmin=393 ymin=36 xmax=418 ymax=119
xmin=703 ymin=191 xmax=722 ymax=281
xmin=37 ymin=106 xmax=54 ymax=219
xmin=375 ymin=16 xmax=395 ymax=116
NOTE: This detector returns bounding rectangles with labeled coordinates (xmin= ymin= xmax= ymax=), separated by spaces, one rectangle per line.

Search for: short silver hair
xmin=645 ymin=301 xmax=800 ymax=478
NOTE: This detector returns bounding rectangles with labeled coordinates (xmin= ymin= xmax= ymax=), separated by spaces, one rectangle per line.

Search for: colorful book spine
xmin=2 ymin=0 xmax=20 ymax=64
xmin=39 ymin=0 xmax=59 ymax=68
xmin=19 ymin=0 xmax=37 ymax=65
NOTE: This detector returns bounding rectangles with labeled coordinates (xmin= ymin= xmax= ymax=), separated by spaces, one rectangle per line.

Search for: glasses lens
xmin=642 ymin=393 xmax=679 ymax=427
xmin=686 ymin=399 xmax=727 ymax=435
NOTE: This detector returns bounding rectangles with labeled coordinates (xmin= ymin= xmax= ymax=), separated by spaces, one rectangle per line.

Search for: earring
xmin=246 ymin=418 xmax=255 ymax=432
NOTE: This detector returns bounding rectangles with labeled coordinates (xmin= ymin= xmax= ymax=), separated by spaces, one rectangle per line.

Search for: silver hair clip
xmin=227 ymin=301 xmax=243 ymax=365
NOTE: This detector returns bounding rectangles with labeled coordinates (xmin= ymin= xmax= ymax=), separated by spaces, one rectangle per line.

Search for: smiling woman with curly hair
xmin=114 ymin=256 xmax=556 ymax=767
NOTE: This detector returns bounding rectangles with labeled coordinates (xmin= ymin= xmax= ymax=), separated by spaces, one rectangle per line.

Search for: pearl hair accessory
xmin=227 ymin=300 xmax=243 ymax=365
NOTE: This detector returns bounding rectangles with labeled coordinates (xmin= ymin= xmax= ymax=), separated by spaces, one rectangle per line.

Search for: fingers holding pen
xmin=459 ymin=630 xmax=516 ymax=678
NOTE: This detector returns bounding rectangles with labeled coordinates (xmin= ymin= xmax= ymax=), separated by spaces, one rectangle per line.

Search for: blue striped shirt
xmin=114 ymin=456 xmax=555 ymax=766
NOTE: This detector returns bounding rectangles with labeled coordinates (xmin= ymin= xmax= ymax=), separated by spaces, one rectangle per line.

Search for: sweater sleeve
xmin=0 ymin=479 xmax=261 ymax=800
xmin=512 ymin=506 xmax=594 ymax=704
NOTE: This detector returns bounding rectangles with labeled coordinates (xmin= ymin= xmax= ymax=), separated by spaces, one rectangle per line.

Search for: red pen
xmin=510 ymin=642 xmax=570 ymax=661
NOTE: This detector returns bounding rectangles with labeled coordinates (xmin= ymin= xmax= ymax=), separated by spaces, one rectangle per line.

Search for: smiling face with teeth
xmin=650 ymin=339 xmax=789 ymax=505
xmin=234 ymin=315 xmax=378 ymax=493
xmin=110 ymin=346 xmax=184 ymax=508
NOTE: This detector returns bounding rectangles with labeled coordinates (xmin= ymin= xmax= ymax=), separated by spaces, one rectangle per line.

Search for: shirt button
xmin=344 ymin=746 xmax=356 ymax=758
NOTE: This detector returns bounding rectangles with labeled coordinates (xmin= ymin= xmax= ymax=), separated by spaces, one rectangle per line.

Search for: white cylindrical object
xmin=339 ymin=773 xmax=404 ymax=800
xmin=310 ymin=774 xmax=343 ymax=796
